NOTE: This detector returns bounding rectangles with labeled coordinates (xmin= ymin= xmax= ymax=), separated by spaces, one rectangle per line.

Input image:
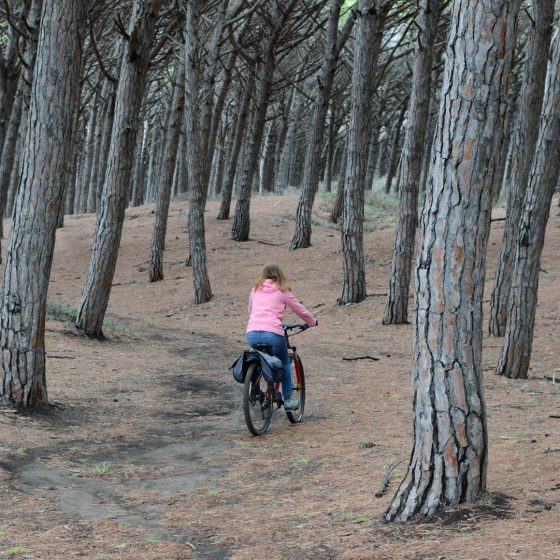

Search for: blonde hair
xmin=252 ymin=262 xmax=290 ymax=291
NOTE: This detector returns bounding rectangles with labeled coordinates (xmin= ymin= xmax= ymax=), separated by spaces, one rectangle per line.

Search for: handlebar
xmin=282 ymin=322 xmax=315 ymax=334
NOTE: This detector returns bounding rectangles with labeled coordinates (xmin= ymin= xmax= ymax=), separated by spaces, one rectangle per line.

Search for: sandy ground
xmin=0 ymin=194 xmax=559 ymax=560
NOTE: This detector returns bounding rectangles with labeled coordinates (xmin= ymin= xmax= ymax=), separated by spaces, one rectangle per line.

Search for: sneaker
xmin=284 ymin=396 xmax=299 ymax=411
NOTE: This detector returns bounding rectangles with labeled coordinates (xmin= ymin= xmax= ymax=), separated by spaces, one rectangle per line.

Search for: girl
xmin=246 ymin=262 xmax=317 ymax=411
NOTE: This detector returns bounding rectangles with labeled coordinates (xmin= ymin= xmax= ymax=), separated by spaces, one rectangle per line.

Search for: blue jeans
xmin=246 ymin=331 xmax=292 ymax=397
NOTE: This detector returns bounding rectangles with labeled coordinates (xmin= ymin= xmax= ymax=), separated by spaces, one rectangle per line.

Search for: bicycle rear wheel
xmin=243 ymin=362 xmax=273 ymax=436
xmin=286 ymin=354 xmax=305 ymax=424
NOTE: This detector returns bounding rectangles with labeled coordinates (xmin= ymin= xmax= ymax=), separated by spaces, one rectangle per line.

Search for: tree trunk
xmin=149 ymin=55 xmax=185 ymax=282
xmin=364 ymin=98 xmax=384 ymax=191
xmin=0 ymin=7 xmax=22 ymax=155
xmin=324 ymin=104 xmax=338 ymax=193
xmin=184 ymin=0 xmax=212 ymax=302
xmin=291 ymin=0 xmax=355 ymax=249
xmin=231 ymin=1 xmax=298 ymax=241
xmin=488 ymin=0 xmax=555 ymax=336
xmin=383 ymin=0 xmax=442 ymax=325
xmin=0 ymin=0 xmax=42 ymax=243
xmin=86 ymin=83 xmax=108 ymax=214
xmin=79 ymin=90 xmax=100 ymax=213
xmin=231 ymin=57 xmax=275 ymax=240
xmin=260 ymin=120 xmax=277 ymax=193
xmin=130 ymin=119 xmax=147 ymax=207
xmin=385 ymin=0 xmax=520 ymax=522
xmin=275 ymin=84 xmax=307 ymax=193
xmin=495 ymin=27 xmax=560 ymax=380
xmin=74 ymin=0 xmax=163 ymax=337
xmin=217 ymin=73 xmax=254 ymax=220
xmin=0 ymin=0 xmax=86 ymax=407
xmin=212 ymin=120 xmax=227 ymax=197
xmin=383 ymin=99 xmax=407 ymax=194
xmin=330 ymin=142 xmax=347 ymax=223
xmin=340 ymin=1 xmax=390 ymax=304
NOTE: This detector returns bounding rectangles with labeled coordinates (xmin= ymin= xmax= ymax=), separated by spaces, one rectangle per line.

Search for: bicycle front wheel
xmin=286 ymin=354 xmax=305 ymax=424
xmin=243 ymin=362 xmax=273 ymax=436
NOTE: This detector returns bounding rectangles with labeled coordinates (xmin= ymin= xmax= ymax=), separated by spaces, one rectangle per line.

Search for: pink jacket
xmin=246 ymin=279 xmax=317 ymax=336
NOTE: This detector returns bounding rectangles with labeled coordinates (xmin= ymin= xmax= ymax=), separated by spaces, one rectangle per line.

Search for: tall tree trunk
xmin=340 ymin=1 xmax=390 ymax=304
xmin=86 ymin=83 xmax=108 ymax=214
xmin=495 ymin=28 xmax=560 ymax=380
xmin=383 ymin=99 xmax=407 ymax=194
xmin=212 ymin=121 xmax=227 ymax=197
xmin=75 ymin=0 xmax=163 ymax=337
xmin=385 ymin=0 xmax=520 ymax=522
xmin=79 ymin=90 xmax=100 ymax=213
xmin=291 ymin=0 xmax=355 ymax=249
xmin=0 ymin=0 xmax=87 ymax=407
xmin=149 ymin=55 xmax=185 ymax=282
xmin=231 ymin=60 xmax=274 ymax=240
xmin=231 ymin=1 xmax=298 ymax=241
xmin=0 ymin=0 xmax=42 ymax=249
xmin=94 ymin=80 xmax=117 ymax=210
xmin=488 ymin=0 xmax=555 ymax=336
xmin=0 ymin=6 xmax=22 ymax=155
xmin=275 ymin=84 xmax=307 ymax=193
xmin=330 ymin=142 xmax=347 ymax=223
xmin=383 ymin=0 xmax=442 ymax=325
xmin=130 ymin=119 xmax=147 ymax=207
xmin=364 ymin=98 xmax=384 ymax=191
xmin=184 ymin=0 xmax=212 ymax=302
xmin=260 ymin=120 xmax=277 ymax=193
xmin=324 ymin=103 xmax=338 ymax=193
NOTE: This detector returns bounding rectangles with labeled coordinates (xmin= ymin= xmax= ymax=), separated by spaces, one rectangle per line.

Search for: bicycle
xmin=243 ymin=323 xmax=309 ymax=436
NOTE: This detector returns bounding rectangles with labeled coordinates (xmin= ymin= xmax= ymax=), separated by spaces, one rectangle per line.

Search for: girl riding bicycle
xmin=246 ymin=263 xmax=317 ymax=411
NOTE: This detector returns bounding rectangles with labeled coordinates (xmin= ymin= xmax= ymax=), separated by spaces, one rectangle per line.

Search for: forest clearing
xmin=1 ymin=0 xmax=560 ymax=558
xmin=0 ymin=195 xmax=558 ymax=559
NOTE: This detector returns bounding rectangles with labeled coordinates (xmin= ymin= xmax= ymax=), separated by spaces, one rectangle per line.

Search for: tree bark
xmin=488 ymin=0 xmax=555 ymax=336
xmin=149 ymin=55 xmax=185 ymax=282
xmin=75 ymin=0 xmax=163 ymax=337
xmin=340 ymin=1 xmax=390 ymax=304
xmin=495 ymin=27 xmax=560 ymax=380
xmin=364 ymin=97 xmax=384 ymax=191
xmin=385 ymin=0 xmax=520 ymax=522
xmin=383 ymin=0 xmax=442 ymax=325
xmin=0 ymin=0 xmax=87 ymax=407
xmin=330 ymin=142 xmax=347 ymax=223
xmin=275 ymin=84 xmax=307 ymax=193
xmin=184 ymin=0 xmax=212 ymax=302
xmin=291 ymin=0 xmax=355 ymax=249
xmin=217 ymin=72 xmax=254 ymax=220
xmin=231 ymin=0 xmax=298 ymax=241
xmin=0 ymin=0 xmax=43 ymax=242
xmin=383 ymin=99 xmax=407 ymax=194
xmin=260 ymin=120 xmax=277 ymax=193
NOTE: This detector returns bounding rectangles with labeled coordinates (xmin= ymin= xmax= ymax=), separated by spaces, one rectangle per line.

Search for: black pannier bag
xmin=230 ymin=350 xmax=284 ymax=384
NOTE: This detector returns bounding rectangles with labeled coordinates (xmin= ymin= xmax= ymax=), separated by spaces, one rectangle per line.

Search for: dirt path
xmin=1 ymin=196 xmax=559 ymax=559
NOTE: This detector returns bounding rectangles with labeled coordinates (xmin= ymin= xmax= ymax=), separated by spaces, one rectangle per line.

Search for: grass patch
xmin=46 ymin=299 xmax=77 ymax=322
xmin=93 ymin=461 xmax=113 ymax=474
xmin=341 ymin=513 xmax=367 ymax=524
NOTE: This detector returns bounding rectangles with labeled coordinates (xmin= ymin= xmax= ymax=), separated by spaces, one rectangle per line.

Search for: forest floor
xmin=0 ymin=194 xmax=559 ymax=560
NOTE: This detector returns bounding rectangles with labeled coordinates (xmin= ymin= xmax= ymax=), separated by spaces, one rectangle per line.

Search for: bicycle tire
xmin=243 ymin=362 xmax=273 ymax=436
xmin=286 ymin=354 xmax=305 ymax=424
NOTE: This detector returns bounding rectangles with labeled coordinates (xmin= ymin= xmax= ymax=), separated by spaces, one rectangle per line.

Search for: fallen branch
xmin=375 ymin=461 xmax=402 ymax=498
xmin=257 ymin=240 xmax=288 ymax=246
xmin=47 ymin=355 xmax=76 ymax=360
xmin=342 ymin=355 xmax=380 ymax=361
